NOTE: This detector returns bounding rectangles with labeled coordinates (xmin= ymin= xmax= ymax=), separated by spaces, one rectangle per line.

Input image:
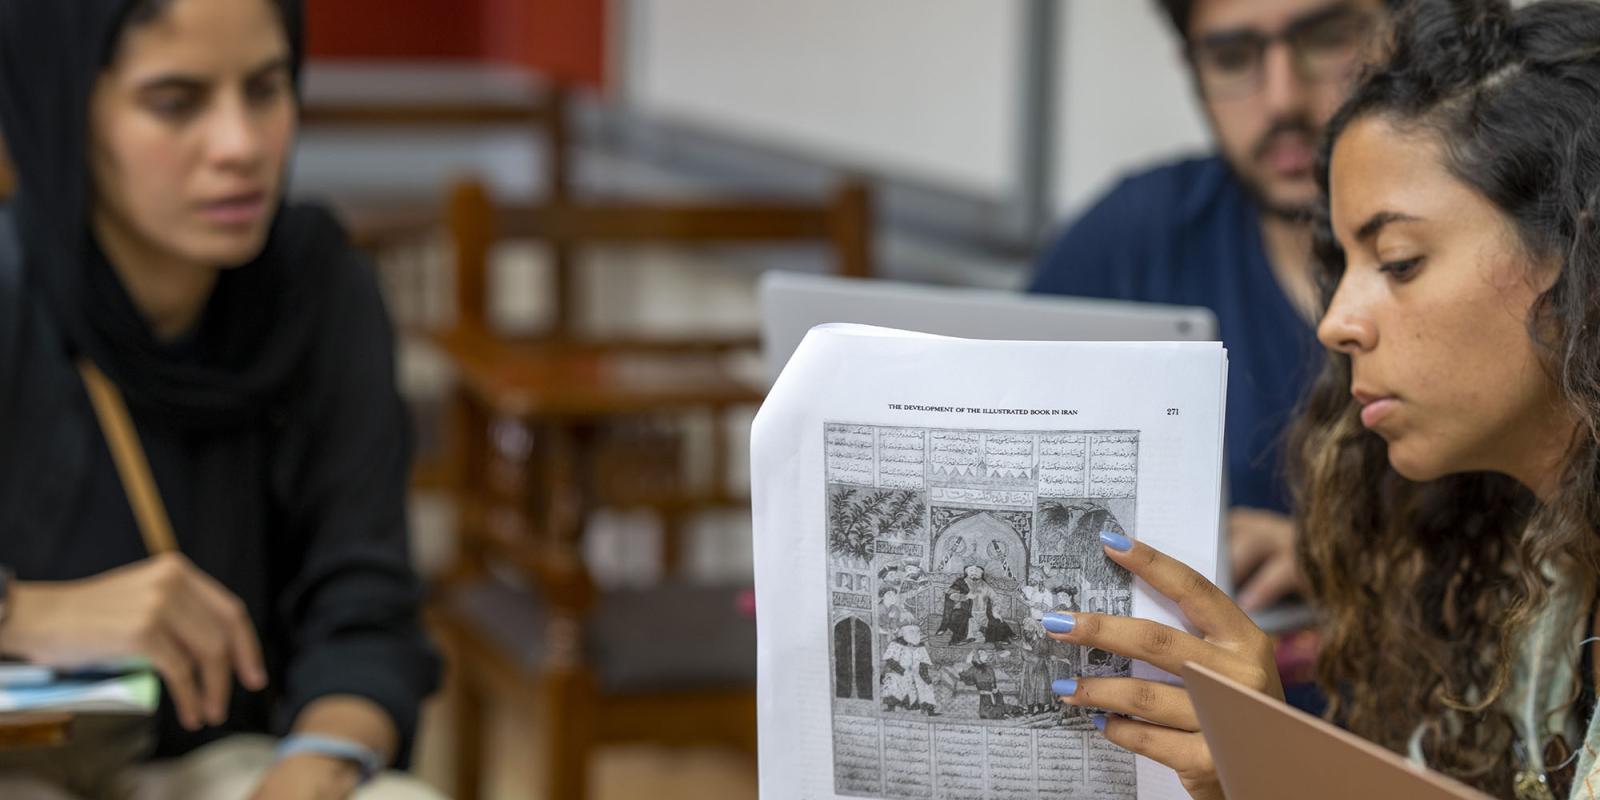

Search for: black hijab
xmin=0 ymin=0 xmax=335 ymax=430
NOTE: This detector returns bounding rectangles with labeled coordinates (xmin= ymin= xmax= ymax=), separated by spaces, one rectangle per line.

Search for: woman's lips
xmin=1359 ymin=397 xmax=1398 ymax=429
xmin=198 ymin=192 xmax=267 ymax=227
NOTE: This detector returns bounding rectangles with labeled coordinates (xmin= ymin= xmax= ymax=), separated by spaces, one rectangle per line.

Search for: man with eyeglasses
xmin=1030 ymin=0 xmax=1397 ymax=615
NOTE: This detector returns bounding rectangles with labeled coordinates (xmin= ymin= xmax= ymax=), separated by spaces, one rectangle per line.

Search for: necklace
xmin=1513 ymin=768 xmax=1556 ymax=800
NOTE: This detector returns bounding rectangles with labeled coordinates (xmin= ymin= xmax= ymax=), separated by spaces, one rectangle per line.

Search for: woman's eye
xmin=145 ymin=90 xmax=201 ymax=120
xmin=1377 ymin=257 xmax=1422 ymax=280
xmin=246 ymin=75 xmax=286 ymax=104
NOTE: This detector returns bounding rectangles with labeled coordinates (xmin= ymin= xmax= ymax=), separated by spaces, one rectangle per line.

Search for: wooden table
xmin=436 ymin=327 xmax=762 ymax=417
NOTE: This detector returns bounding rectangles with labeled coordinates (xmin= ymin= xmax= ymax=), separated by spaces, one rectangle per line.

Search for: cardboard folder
xmin=1183 ymin=661 xmax=1493 ymax=800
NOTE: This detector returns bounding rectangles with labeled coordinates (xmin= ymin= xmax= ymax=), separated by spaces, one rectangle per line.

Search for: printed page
xmin=751 ymin=324 xmax=1227 ymax=800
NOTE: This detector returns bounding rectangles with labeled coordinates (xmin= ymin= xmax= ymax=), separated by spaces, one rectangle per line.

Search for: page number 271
xmin=1166 ymin=408 xmax=1180 ymax=416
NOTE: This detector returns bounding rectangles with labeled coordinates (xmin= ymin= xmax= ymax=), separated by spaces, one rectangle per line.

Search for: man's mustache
xmin=1253 ymin=117 xmax=1320 ymax=161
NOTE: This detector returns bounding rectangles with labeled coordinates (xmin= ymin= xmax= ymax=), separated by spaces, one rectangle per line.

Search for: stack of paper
xmin=751 ymin=324 xmax=1228 ymax=800
xmin=0 ymin=662 xmax=159 ymax=715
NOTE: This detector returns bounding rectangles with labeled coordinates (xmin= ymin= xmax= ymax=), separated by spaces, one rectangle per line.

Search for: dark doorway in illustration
xmin=834 ymin=616 xmax=874 ymax=699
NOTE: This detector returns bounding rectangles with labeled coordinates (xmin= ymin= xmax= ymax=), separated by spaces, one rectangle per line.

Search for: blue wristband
xmin=275 ymin=734 xmax=384 ymax=785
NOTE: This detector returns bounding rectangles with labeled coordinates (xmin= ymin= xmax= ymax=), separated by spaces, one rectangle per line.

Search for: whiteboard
xmin=625 ymin=0 xmax=1025 ymax=198
xmin=622 ymin=1 xmax=1216 ymax=239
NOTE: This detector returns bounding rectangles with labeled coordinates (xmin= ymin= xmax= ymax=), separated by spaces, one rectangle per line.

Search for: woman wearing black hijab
xmin=0 ymin=0 xmax=440 ymax=797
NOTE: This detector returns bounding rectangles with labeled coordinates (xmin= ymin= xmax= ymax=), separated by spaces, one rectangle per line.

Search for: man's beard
xmin=1234 ymin=115 xmax=1322 ymax=222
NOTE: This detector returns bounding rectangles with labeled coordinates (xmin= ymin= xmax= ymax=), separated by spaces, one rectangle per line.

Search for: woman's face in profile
xmin=1318 ymin=115 xmax=1564 ymax=485
xmin=88 ymin=0 xmax=294 ymax=270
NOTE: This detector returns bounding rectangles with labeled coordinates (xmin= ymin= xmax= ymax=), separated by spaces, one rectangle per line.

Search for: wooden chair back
xmin=445 ymin=177 xmax=873 ymax=336
xmin=298 ymin=82 xmax=572 ymax=491
xmin=434 ymin=176 xmax=874 ymax=800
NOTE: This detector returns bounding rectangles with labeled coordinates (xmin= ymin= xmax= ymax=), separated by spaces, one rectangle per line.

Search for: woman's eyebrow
xmin=135 ymin=73 xmax=207 ymax=93
xmin=134 ymin=55 xmax=290 ymax=93
xmin=1354 ymin=210 xmax=1424 ymax=244
xmin=245 ymin=55 xmax=291 ymax=80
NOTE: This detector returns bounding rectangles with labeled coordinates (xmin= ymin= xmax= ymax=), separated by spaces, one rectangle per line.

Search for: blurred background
xmin=55 ymin=1 xmax=1214 ymax=797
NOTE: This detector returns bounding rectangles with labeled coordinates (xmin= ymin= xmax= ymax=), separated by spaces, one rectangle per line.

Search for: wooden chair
xmin=300 ymin=63 xmax=572 ymax=265
xmin=297 ymin=73 xmax=570 ymax=492
xmin=432 ymin=177 xmax=873 ymax=800
xmin=443 ymin=176 xmax=872 ymax=339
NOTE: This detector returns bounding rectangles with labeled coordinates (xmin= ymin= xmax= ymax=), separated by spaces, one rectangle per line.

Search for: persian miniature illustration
xmin=825 ymin=423 xmax=1139 ymax=799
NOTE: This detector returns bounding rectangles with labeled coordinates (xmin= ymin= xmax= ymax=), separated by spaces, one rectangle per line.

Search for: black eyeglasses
xmin=1188 ymin=4 xmax=1379 ymax=99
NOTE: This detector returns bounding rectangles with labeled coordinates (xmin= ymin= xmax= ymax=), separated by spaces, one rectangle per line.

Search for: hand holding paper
xmin=1046 ymin=534 xmax=1280 ymax=800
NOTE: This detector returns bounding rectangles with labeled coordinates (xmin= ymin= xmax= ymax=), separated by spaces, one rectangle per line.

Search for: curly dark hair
xmin=1290 ymin=0 xmax=1600 ymax=794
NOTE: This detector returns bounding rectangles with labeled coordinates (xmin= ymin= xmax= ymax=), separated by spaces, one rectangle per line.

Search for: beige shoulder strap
xmin=76 ymin=359 xmax=177 ymax=556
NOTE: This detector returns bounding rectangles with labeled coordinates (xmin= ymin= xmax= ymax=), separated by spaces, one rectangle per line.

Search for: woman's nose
xmin=1316 ymin=278 xmax=1378 ymax=354
xmin=205 ymin=96 xmax=263 ymax=169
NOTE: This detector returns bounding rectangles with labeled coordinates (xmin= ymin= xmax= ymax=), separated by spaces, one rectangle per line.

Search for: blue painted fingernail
xmin=1092 ymin=714 xmax=1108 ymax=732
xmin=1052 ymin=678 xmax=1078 ymax=696
xmin=1042 ymin=612 xmax=1075 ymax=634
xmin=1100 ymin=530 xmax=1133 ymax=552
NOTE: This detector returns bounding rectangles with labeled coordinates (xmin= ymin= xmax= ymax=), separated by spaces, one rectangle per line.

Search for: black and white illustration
xmin=825 ymin=423 xmax=1140 ymax=799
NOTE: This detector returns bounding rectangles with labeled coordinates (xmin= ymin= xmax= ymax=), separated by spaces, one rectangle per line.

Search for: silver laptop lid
xmin=758 ymin=271 xmax=1219 ymax=383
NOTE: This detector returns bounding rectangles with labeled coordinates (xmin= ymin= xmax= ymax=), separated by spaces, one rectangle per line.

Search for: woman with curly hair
xmin=1038 ymin=1 xmax=1600 ymax=797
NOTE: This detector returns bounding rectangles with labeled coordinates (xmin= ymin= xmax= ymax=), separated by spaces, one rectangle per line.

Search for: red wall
xmin=483 ymin=0 xmax=607 ymax=88
xmin=305 ymin=0 xmax=607 ymax=89
xmin=305 ymin=0 xmax=485 ymax=61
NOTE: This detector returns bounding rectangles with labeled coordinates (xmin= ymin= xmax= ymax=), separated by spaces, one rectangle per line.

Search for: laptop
xmin=757 ymin=271 xmax=1218 ymax=383
xmin=1183 ymin=661 xmax=1493 ymax=800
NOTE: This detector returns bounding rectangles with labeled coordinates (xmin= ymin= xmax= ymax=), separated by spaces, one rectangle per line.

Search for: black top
xmin=0 ymin=209 xmax=440 ymax=762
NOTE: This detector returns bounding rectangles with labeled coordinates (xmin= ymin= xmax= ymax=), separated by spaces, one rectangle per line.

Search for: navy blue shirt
xmin=1029 ymin=156 xmax=1320 ymax=514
